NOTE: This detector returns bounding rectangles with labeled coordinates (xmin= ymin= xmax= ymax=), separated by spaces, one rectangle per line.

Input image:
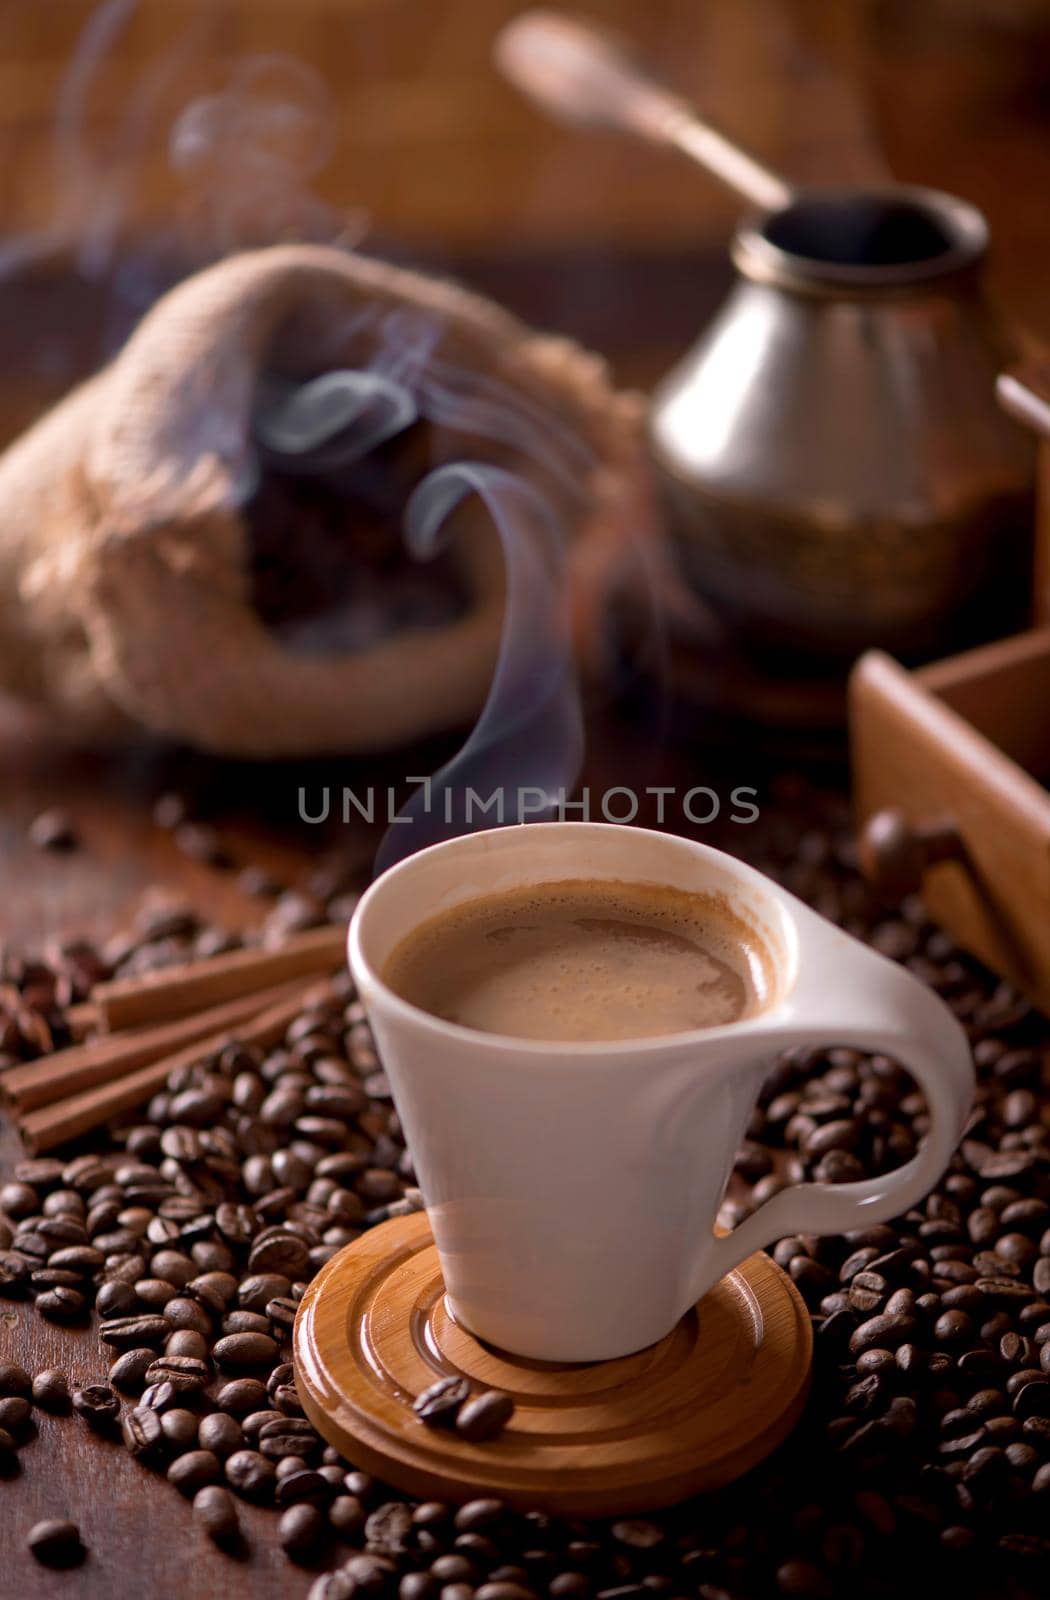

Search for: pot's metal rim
xmin=732 ymin=184 xmax=989 ymax=297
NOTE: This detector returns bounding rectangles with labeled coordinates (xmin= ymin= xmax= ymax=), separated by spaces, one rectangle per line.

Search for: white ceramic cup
xmin=348 ymin=823 xmax=974 ymax=1362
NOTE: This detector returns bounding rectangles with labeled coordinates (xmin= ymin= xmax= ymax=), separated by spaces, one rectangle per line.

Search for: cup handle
xmin=700 ymin=909 xmax=975 ymax=1293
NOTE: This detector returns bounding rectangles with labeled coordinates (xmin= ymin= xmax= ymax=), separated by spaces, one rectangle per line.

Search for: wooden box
xmin=850 ymin=357 xmax=1050 ymax=1011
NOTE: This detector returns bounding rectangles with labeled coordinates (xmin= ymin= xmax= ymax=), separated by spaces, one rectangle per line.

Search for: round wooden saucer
xmin=293 ymin=1213 xmax=812 ymax=1516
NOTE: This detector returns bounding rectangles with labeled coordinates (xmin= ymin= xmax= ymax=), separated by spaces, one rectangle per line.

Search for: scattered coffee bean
xmin=144 ymin=1355 xmax=211 ymax=1394
xmin=26 ymin=1518 xmax=83 ymax=1567
xmin=122 ymin=1405 xmax=164 ymax=1459
xmin=0 ymin=1396 xmax=32 ymax=1438
xmin=226 ymin=1448 xmax=276 ymax=1501
xmin=455 ymin=1390 xmax=515 ymax=1442
xmin=277 ymin=1469 xmax=330 ymax=1507
xmin=198 ymin=1411 xmax=243 ymax=1458
xmin=110 ymin=1347 xmax=159 ymax=1392
xmin=194 ymin=1484 xmax=240 ymax=1545
xmin=0 ymin=1362 xmax=31 ymax=1399
xmin=31 ymin=1368 xmax=70 ymax=1413
xmin=213 ymin=1332 xmax=279 ymax=1370
xmin=280 ymin=1502 xmax=325 ymax=1560
xmin=72 ymin=1383 xmax=120 ymax=1429
xmin=414 ymin=1375 xmax=472 ymax=1430
xmin=214 ymin=1378 xmax=270 ymax=1416
xmin=168 ymin=1449 xmax=221 ymax=1496
xmin=161 ymin=1409 xmax=200 ymax=1452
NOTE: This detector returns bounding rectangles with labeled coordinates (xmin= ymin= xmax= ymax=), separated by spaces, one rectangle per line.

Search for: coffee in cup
xmin=381 ymin=878 xmax=773 ymax=1041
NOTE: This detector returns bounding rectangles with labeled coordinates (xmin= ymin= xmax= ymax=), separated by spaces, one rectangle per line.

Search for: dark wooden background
xmin=0 ymin=0 xmax=1049 ymax=1593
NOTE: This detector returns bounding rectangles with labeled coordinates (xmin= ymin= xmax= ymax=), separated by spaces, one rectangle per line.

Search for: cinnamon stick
xmin=21 ymin=982 xmax=332 ymax=1155
xmin=88 ymin=923 xmax=348 ymax=1032
xmin=2 ymin=977 xmax=311 ymax=1115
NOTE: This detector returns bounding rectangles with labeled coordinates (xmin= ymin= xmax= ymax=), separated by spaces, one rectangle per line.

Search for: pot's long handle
xmin=495 ymin=10 xmax=794 ymax=215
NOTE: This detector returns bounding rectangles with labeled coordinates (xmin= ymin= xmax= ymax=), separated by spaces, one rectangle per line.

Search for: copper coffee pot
xmin=498 ymin=12 xmax=1035 ymax=664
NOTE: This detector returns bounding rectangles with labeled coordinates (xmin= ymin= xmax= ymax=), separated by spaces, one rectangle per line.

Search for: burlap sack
xmin=0 ymin=244 xmax=657 ymax=756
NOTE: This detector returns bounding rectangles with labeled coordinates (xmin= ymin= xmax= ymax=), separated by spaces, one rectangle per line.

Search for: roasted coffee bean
xmin=188 ymin=1270 xmax=239 ymax=1310
xmin=198 ymin=1412 xmax=243 ymax=1458
xmin=96 ymin=1280 xmax=136 ymax=1318
xmin=849 ymin=1315 xmax=916 ymax=1355
xmin=31 ymin=1268 xmax=87 ymax=1292
xmin=99 ymin=1313 xmax=169 ymax=1349
xmin=258 ymin=1415 xmax=318 ymax=1459
xmin=366 ymin=1501 xmax=415 ymax=1556
xmin=431 ymin=1554 xmax=476 ymax=1584
xmin=110 ymin=1347 xmax=160 ymax=1392
xmin=0 ymin=1399 xmax=30 ymax=1441
xmin=223 ymin=1310 xmax=272 ymax=1336
xmin=214 ymin=1378 xmax=269 ymax=1416
xmin=31 ymin=1368 xmax=70 ymax=1412
xmin=248 ymin=1230 xmax=311 ymax=1278
xmin=26 ymin=1519 xmax=83 ymax=1567
xmin=226 ymin=1448 xmax=276 ymax=1501
xmin=0 ymin=1362 xmax=31 ymax=1399
xmin=164 ymin=1296 xmax=213 ymax=1336
xmin=72 ymin=1383 xmax=120 ymax=1428
xmin=144 ymin=1355 xmax=211 ymax=1394
xmin=161 ymin=1409 xmax=200 ymax=1452
xmin=309 ymin=1577 xmax=357 ymax=1600
xmin=166 ymin=1449 xmax=220 ymax=1497
xmin=455 ymin=1500 xmax=508 ymax=1534
xmin=268 ymin=1295 xmax=299 ymax=1334
xmin=455 ymin=1390 xmax=515 ymax=1443
xmin=277 ymin=1469 xmax=331 ymax=1507
xmin=0 ymin=1251 xmax=30 ymax=1295
xmin=414 ymin=1376 xmax=472 ymax=1430
xmin=238 ymin=1273 xmax=292 ymax=1313
xmin=49 ymin=1244 xmax=104 ymax=1273
xmin=280 ymin=1502 xmax=326 ymax=1560
xmin=0 ymin=1183 xmax=37 ymax=1218
xmin=189 ymin=1483 xmax=239 ymax=1548
xmin=266 ymin=1360 xmax=295 ymax=1399
xmin=36 ymin=1285 xmax=87 ymax=1323
xmin=213 ymin=1332 xmax=279 ymax=1369
xmin=330 ymin=1495 xmax=367 ymax=1536
xmin=272 ymin=1389 xmax=303 ymax=1425
xmin=165 ymin=1329 xmax=209 ymax=1361
xmin=1013 ymin=1381 xmax=1050 ymax=1420
xmin=122 ymin=1404 xmax=164 ymax=1459
xmin=135 ymin=1277 xmax=178 ymax=1308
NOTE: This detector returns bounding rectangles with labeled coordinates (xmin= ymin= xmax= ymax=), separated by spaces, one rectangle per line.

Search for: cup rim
xmin=347 ymin=822 xmax=801 ymax=1060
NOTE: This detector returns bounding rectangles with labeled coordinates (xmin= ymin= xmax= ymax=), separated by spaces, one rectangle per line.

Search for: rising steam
xmin=255 ymin=314 xmax=591 ymax=870
xmin=375 ymin=462 xmax=583 ymax=873
xmin=255 ymin=371 xmax=419 ymax=468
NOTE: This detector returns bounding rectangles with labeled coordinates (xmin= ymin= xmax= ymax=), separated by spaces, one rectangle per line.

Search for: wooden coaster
xmin=293 ymin=1213 xmax=812 ymax=1516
